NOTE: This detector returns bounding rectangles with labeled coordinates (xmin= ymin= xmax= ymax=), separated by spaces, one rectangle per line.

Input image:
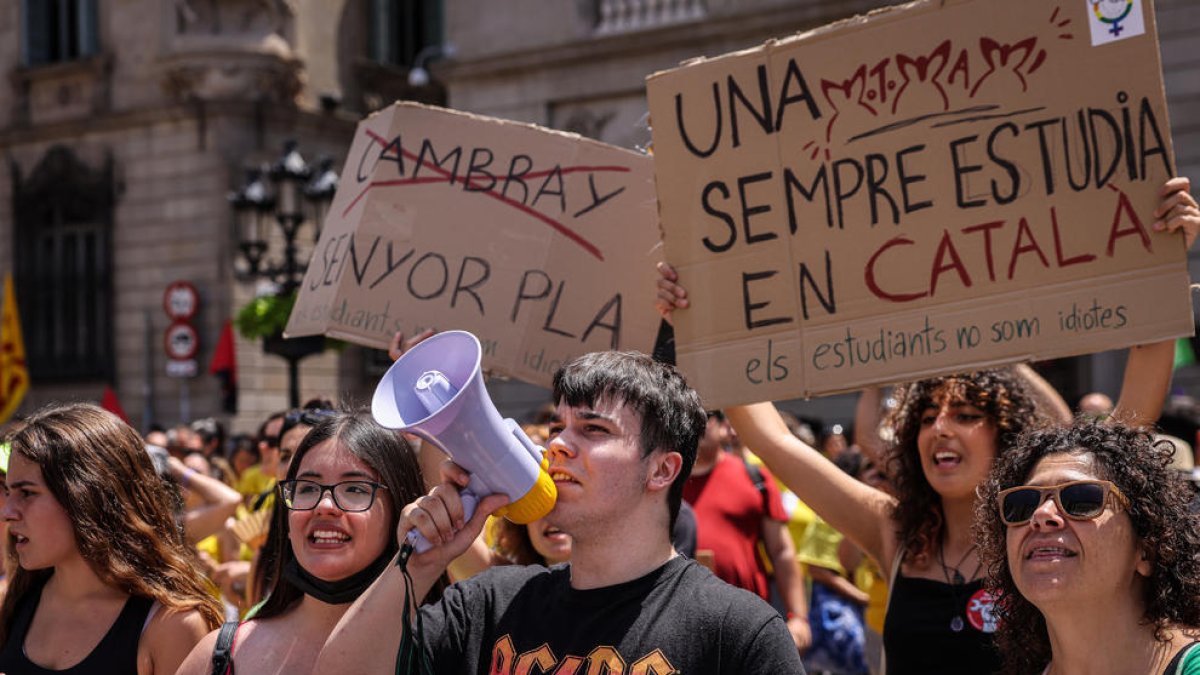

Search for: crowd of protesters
xmin=0 ymin=180 xmax=1192 ymax=674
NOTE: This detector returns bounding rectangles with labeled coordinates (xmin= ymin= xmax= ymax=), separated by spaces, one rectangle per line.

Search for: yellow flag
xmin=0 ymin=274 xmax=29 ymax=424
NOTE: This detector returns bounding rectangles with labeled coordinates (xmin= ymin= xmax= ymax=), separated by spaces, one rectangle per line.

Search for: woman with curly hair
xmin=0 ymin=403 xmax=223 ymax=674
xmin=724 ymin=366 xmax=1062 ymax=673
xmin=655 ymin=178 xmax=1198 ymax=673
xmin=976 ymin=421 xmax=1200 ymax=674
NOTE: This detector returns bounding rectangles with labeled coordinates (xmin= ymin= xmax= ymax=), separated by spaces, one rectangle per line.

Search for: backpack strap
xmin=210 ymin=620 xmax=241 ymax=675
xmin=741 ymin=457 xmax=769 ymax=514
xmin=741 ymin=457 xmax=776 ymax=573
xmin=252 ymin=488 xmax=272 ymax=512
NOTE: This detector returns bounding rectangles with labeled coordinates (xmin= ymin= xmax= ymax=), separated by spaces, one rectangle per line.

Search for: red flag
xmin=101 ymin=385 xmax=129 ymax=424
xmin=209 ymin=319 xmax=238 ymax=413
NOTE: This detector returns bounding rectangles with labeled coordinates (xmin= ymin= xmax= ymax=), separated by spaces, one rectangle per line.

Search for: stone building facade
xmin=1 ymin=0 xmax=1197 ymax=434
xmin=0 ymin=0 xmax=442 ymax=432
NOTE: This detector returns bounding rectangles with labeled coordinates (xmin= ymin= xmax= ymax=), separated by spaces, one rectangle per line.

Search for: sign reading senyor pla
xmin=286 ymin=103 xmax=663 ymax=385
xmin=646 ymin=0 xmax=1193 ymax=408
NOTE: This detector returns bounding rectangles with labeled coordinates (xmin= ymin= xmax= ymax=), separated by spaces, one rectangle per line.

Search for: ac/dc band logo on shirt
xmin=489 ymin=635 xmax=679 ymax=674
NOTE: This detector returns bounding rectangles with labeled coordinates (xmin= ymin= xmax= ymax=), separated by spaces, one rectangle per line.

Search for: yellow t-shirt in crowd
xmin=855 ymin=557 xmax=889 ymax=634
xmin=235 ymin=464 xmax=276 ymax=499
xmin=745 ymin=450 xmax=845 ymax=575
xmin=747 ymin=450 xmax=890 ymax=630
xmin=789 ymin=499 xmax=845 ymax=576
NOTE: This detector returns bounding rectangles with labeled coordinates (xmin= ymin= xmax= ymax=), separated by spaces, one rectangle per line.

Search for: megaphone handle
xmin=404 ymin=488 xmax=480 ymax=554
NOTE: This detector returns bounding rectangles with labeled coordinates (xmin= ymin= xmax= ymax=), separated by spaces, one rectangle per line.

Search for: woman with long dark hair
xmin=177 ymin=409 xmax=444 ymax=674
xmin=976 ymin=421 xmax=1200 ymax=674
xmin=0 ymin=403 xmax=222 ymax=674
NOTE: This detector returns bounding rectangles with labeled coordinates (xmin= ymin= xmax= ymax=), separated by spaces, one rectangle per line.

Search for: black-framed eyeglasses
xmin=278 ymin=479 xmax=387 ymax=512
xmin=997 ymin=479 xmax=1129 ymax=526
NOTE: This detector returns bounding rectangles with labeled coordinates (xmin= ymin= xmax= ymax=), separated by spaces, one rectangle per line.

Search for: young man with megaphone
xmin=315 ymin=348 xmax=807 ymax=674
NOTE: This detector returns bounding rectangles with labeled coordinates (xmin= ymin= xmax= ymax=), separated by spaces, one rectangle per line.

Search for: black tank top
xmin=0 ymin=579 xmax=154 ymax=675
xmin=883 ymin=573 xmax=1002 ymax=675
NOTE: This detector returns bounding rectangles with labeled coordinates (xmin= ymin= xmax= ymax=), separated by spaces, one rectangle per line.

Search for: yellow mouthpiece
xmin=495 ymin=456 xmax=558 ymax=524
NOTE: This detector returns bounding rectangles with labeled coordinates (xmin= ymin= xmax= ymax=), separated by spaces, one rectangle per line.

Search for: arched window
xmin=368 ymin=0 xmax=442 ymax=68
xmin=10 ymin=147 xmax=115 ymax=381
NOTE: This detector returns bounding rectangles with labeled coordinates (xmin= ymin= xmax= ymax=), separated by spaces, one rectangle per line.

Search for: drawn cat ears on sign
xmin=894 ymin=40 xmax=953 ymax=114
xmin=971 ymin=37 xmax=1046 ymax=98
xmin=821 ymin=65 xmax=874 ymax=115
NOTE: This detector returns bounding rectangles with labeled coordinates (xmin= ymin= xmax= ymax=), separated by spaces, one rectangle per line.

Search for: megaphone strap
xmin=395 ymin=545 xmax=436 ymax=675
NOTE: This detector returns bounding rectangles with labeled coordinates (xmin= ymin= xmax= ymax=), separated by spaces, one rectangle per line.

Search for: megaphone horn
xmin=372 ymin=330 xmax=557 ymax=553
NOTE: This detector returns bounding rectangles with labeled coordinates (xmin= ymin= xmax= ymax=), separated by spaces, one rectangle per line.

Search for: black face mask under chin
xmin=283 ymin=548 xmax=394 ymax=604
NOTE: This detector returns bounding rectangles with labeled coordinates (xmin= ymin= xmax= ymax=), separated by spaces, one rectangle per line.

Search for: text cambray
xmin=286 ymin=103 xmax=663 ymax=386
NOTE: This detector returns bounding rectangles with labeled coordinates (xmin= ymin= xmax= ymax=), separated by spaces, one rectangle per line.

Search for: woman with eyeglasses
xmin=975 ymin=420 xmax=1200 ymax=675
xmin=0 ymin=403 xmax=223 ymax=674
xmin=177 ymin=409 xmax=446 ymax=675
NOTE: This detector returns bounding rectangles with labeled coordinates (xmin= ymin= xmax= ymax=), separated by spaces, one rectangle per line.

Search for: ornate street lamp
xmin=304 ymin=156 xmax=338 ymax=243
xmin=229 ymin=166 xmax=275 ymax=279
xmin=230 ymin=140 xmax=337 ymax=407
xmin=407 ymin=43 xmax=456 ymax=87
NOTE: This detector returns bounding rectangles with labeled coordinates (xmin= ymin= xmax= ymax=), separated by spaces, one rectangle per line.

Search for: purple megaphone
xmin=372 ymin=330 xmax=557 ymax=553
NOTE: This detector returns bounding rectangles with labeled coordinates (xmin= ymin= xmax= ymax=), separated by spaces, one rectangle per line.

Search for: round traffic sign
xmin=164 ymin=322 xmax=200 ymax=360
xmin=163 ymin=281 xmax=199 ymax=321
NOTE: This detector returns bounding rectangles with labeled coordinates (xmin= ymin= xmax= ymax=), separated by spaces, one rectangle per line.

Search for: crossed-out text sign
xmin=287 ymin=103 xmax=664 ymax=385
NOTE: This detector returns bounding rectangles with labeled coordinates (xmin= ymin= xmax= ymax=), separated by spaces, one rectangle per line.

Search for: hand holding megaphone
xmin=398 ymin=461 xmax=509 ymax=559
xmin=373 ymin=331 xmax=557 ymax=554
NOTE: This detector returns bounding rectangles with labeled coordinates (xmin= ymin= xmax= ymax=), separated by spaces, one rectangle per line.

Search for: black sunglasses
xmin=277 ymin=409 xmax=338 ymax=451
xmin=997 ymin=479 xmax=1129 ymax=526
xmin=285 ymin=408 xmax=337 ymax=427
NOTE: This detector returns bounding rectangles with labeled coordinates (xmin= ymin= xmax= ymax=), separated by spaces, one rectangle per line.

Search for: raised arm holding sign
xmin=648 ymin=0 xmax=1198 ymax=672
xmin=656 ymin=163 xmax=1198 ymax=675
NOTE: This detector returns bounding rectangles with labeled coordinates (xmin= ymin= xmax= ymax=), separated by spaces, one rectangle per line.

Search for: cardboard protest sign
xmin=286 ymin=103 xmax=663 ymax=386
xmin=647 ymin=0 xmax=1193 ymax=408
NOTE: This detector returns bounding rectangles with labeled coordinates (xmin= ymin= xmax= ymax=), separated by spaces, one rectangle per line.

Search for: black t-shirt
xmin=420 ymin=556 xmax=805 ymax=674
